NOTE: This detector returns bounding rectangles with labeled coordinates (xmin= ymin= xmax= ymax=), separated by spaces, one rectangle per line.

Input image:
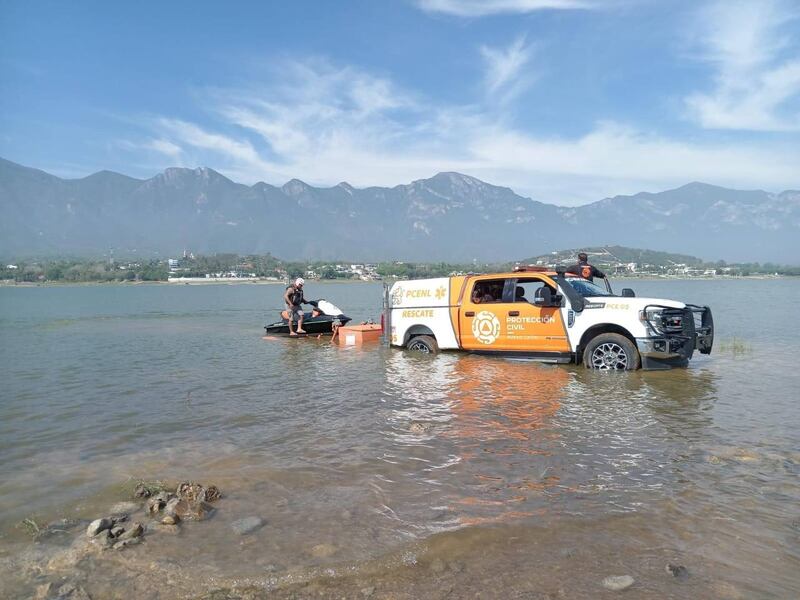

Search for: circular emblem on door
xmin=472 ymin=310 xmax=500 ymax=345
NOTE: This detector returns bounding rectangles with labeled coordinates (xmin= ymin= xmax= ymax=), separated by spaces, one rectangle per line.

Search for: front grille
xmin=682 ymin=308 xmax=696 ymax=339
xmin=659 ymin=308 xmax=686 ymax=335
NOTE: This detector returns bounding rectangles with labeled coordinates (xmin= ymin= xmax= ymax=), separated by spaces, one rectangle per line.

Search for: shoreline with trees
xmin=2 ymin=248 xmax=799 ymax=285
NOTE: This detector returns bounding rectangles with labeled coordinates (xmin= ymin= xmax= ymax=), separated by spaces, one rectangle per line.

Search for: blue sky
xmin=1 ymin=0 xmax=799 ymax=205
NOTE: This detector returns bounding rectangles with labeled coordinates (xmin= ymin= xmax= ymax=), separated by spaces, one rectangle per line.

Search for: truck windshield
xmin=564 ymin=278 xmax=613 ymax=297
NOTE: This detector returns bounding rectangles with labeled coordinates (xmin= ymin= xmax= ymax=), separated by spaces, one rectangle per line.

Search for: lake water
xmin=0 ymin=279 xmax=798 ymax=599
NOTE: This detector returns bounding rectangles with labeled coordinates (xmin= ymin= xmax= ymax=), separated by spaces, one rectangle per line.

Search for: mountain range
xmin=1 ymin=157 xmax=797 ymax=263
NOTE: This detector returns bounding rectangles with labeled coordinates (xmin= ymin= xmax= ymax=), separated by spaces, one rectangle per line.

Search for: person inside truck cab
xmin=471 ymin=284 xmax=494 ymax=304
xmin=567 ymin=252 xmax=606 ymax=283
xmin=514 ymin=286 xmax=528 ymax=303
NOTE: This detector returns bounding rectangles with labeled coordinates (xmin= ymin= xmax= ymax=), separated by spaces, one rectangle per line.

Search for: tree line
xmin=2 ymin=254 xmax=799 ymax=283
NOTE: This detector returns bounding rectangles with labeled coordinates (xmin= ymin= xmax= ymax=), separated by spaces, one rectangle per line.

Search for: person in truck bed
xmin=567 ymin=252 xmax=606 ymax=283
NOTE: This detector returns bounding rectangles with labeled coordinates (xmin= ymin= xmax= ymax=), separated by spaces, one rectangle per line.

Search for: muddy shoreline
xmin=0 ymin=507 xmax=763 ymax=600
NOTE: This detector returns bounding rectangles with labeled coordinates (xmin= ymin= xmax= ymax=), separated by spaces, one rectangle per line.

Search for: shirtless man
xmin=283 ymin=278 xmax=309 ymax=336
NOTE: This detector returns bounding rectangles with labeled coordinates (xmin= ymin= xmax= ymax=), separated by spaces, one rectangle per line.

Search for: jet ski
xmin=264 ymin=299 xmax=352 ymax=336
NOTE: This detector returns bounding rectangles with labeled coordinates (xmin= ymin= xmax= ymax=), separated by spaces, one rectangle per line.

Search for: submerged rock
xmin=57 ymin=583 xmax=91 ymax=600
xmin=409 ymin=422 xmax=433 ymax=434
xmin=161 ymin=514 xmax=179 ymax=525
xmin=118 ymin=521 xmax=144 ymax=540
xmin=153 ymin=491 xmax=172 ymax=503
xmin=310 ymin=543 xmax=337 ymax=558
xmin=93 ymin=531 xmax=114 ymax=549
xmin=182 ymin=500 xmax=213 ymax=521
xmin=177 ymin=481 xmax=222 ymax=503
xmin=113 ymin=537 xmax=142 ymax=550
xmin=148 ymin=522 xmax=180 ymax=535
xmin=133 ymin=483 xmax=152 ymax=498
xmin=666 ymin=563 xmax=689 ymax=580
xmin=86 ymin=518 xmax=113 ymax=537
xmin=110 ymin=501 xmax=140 ymax=515
xmin=110 ymin=526 xmax=125 ymax=538
xmin=205 ymin=485 xmax=222 ymax=502
xmin=47 ymin=518 xmax=81 ymax=531
xmin=147 ymin=497 xmax=166 ymax=515
xmin=231 ymin=516 xmax=264 ymax=535
xmin=602 ymin=575 xmax=635 ymax=591
xmin=177 ymin=482 xmax=204 ymax=501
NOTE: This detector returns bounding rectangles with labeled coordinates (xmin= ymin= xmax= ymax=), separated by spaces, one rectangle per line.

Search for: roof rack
xmin=512 ymin=265 xmax=550 ymax=272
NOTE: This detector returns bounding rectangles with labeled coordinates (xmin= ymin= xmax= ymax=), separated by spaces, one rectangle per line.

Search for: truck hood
xmin=584 ymin=296 xmax=685 ymax=310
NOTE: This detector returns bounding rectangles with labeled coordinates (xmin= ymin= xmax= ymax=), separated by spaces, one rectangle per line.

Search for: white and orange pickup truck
xmin=383 ymin=266 xmax=713 ymax=370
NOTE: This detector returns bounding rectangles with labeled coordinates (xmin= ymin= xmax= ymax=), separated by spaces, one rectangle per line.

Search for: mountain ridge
xmin=1 ymin=157 xmax=797 ymax=263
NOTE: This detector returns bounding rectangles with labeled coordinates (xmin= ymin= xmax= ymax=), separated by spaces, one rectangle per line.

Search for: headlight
xmin=640 ymin=308 xmax=683 ymax=335
xmin=640 ymin=308 xmax=663 ymax=334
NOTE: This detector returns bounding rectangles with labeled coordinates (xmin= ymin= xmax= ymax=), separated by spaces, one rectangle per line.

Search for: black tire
xmin=583 ymin=333 xmax=640 ymax=370
xmin=406 ymin=335 xmax=439 ymax=354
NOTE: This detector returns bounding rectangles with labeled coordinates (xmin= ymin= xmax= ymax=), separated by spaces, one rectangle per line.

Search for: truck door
xmin=458 ymin=277 xmax=508 ymax=350
xmin=504 ymin=276 xmax=571 ymax=355
xmin=459 ymin=276 xmax=570 ymax=357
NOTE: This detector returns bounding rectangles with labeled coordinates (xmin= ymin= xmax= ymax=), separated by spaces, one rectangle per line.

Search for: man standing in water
xmin=567 ymin=252 xmax=606 ymax=283
xmin=284 ymin=277 xmax=309 ymax=336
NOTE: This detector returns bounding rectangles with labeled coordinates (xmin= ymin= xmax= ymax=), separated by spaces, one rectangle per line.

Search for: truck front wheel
xmin=406 ymin=335 xmax=439 ymax=354
xmin=583 ymin=333 xmax=640 ymax=370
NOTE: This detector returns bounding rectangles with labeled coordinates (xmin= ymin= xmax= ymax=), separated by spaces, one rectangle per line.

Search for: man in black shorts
xmin=283 ymin=277 xmax=309 ymax=336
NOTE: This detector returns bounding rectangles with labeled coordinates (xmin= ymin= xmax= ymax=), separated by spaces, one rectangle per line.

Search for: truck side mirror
xmin=621 ymin=288 xmax=635 ymax=298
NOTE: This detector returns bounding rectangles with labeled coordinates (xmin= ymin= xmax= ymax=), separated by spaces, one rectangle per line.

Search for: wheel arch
xmin=577 ymin=323 xmax=636 ymax=361
xmin=403 ymin=324 xmax=436 ymax=346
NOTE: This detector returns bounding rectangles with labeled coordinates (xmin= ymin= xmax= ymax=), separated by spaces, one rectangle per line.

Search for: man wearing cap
xmin=566 ymin=252 xmax=606 ymax=283
xmin=283 ymin=277 xmax=310 ymax=336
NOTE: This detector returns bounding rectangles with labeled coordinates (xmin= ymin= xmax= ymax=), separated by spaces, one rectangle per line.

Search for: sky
xmin=1 ymin=0 xmax=799 ymax=205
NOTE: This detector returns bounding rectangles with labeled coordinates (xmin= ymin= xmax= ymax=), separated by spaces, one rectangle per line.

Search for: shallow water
xmin=0 ymin=279 xmax=798 ymax=598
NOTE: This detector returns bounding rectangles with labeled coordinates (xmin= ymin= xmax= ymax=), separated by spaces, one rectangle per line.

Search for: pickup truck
xmin=383 ymin=267 xmax=714 ymax=370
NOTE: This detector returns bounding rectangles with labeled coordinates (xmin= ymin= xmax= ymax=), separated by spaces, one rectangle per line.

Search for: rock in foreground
xmin=602 ymin=575 xmax=635 ymax=591
xmin=230 ymin=517 xmax=263 ymax=535
xmin=86 ymin=518 xmax=113 ymax=537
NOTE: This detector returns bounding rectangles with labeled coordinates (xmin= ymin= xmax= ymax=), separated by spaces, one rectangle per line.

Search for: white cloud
xmin=466 ymin=121 xmax=799 ymax=201
xmin=144 ymin=58 xmax=799 ymax=205
xmin=116 ymin=137 xmax=183 ymax=161
xmin=686 ymin=0 xmax=800 ymax=131
xmin=480 ymin=36 xmax=537 ymax=102
xmin=156 ymin=118 xmax=271 ymax=174
xmin=146 ymin=138 xmax=183 ymax=158
xmin=417 ymin=0 xmax=595 ymax=17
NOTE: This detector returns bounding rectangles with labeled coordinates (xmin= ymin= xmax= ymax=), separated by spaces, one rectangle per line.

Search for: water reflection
xmin=382 ymin=351 xmax=721 ymax=527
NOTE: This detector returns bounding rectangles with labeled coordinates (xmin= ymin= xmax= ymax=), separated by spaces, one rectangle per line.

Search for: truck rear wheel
xmin=583 ymin=333 xmax=640 ymax=370
xmin=406 ymin=335 xmax=438 ymax=354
